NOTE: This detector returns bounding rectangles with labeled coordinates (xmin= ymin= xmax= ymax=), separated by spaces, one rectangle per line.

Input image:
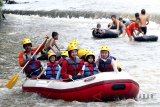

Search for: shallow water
xmin=0 ymin=14 xmax=160 ymax=106
xmin=3 ymin=0 xmax=160 ymax=23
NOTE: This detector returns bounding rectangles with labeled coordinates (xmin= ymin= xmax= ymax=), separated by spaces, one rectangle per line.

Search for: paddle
xmin=6 ymin=38 xmax=47 ymax=89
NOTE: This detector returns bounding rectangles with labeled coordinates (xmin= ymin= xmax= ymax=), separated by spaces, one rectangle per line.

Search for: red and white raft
xmin=22 ymin=72 xmax=139 ymax=102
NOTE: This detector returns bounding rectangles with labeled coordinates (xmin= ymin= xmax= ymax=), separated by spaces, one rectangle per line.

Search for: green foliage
xmin=0 ymin=0 xmax=2 ymax=7
xmin=0 ymin=0 xmax=2 ymax=19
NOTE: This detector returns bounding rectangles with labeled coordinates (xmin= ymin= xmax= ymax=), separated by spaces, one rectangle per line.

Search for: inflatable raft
xmin=37 ymin=52 xmax=62 ymax=61
xmin=22 ymin=72 xmax=139 ymax=102
xmin=92 ymin=29 xmax=119 ymax=38
xmin=134 ymin=35 xmax=158 ymax=42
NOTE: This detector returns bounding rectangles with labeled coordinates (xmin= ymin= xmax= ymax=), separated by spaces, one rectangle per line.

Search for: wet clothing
xmin=108 ymin=22 xmax=123 ymax=34
xmin=45 ymin=62 xmax=62 ymax=80
xmin=82 ymin=62 xmax=98 ymax=77
xmin=126 ymin=22 xmax=141 ymax=37
xmin=141 ymin=26 xmax=147 ymax=35
xmin=61 ymin=57 xmax=84 ymax=80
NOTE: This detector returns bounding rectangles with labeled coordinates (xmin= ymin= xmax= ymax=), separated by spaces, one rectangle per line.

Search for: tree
xmin=0 ymin=0 xmax=2 ymax=7
xmin=0 ymin=0 xmax=3 ymax=20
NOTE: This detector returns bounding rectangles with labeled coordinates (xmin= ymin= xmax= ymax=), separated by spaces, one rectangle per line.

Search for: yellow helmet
xmin=67 ymin=44 xmax=78 ymax=51
xmin=61 ymin=51 xmax=68 ymax=57
xmin=78 ymin=49 xmax=88 ymax=58
xmin=100 ymin=46 xmax=110 ymax=52
xmin=48 ymin=52 xmax=56 ymax=59
xmin=85 ymin=51 xmax=95 ymax=60
xmin=70 ymin=40 xmax=79 ymax=47
xmin=22 ymin=38 xmax=32 ymax=45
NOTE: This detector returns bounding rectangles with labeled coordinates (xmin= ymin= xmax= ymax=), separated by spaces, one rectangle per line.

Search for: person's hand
xmin=141 ymin=32 xmax=145 ymax=36
xmin=116 ymin=30 xmax=119 ymax=34
xmin=45 ymin=35 xmax=49 ymax=39
xmin=69 ymin=75 xmax=72 ymax=80
xmin=106 ymin=28 xmax=109 ymax=30
xmin=25 ymin=58 xmax=32 ymax=64
xmin=37 ymin=75 xmax=41 ymax=79
xmin=77 ymin=73 xmax=81 ymax=75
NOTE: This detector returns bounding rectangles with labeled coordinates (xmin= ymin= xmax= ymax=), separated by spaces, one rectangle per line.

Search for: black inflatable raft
xmin=37 ymin=52 xmax=62 ymax=61
xmin=92 ymin=30 xmax=119 ymax=38
xmin=134 ymin=35 xmax=158 ymax=42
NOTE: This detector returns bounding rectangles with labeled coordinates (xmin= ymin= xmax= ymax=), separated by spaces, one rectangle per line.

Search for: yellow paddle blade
xmin=6 ymin=74 xmax=19 ymax=89
xmin=117 ymin=62 xmax=122 ymax=72
xmin=117 ymin=62 xmax=122 ymax=68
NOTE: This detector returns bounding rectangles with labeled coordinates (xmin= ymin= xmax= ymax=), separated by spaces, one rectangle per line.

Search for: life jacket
xmin=24 ymin=50 xmax=42 ymax=78
xmin=98 ymin=56 xmax=114 ymax=72
xmin=84 ymin=62 xmax=98 ymax=77
xmin=46 ymin=61 xmax=61 ymax=80
xmin=66 ymin=57 xmax=83 ymax=76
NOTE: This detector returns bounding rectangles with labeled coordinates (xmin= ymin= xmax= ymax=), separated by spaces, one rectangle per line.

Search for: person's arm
xmin=81 ymin=65 xmax=85 ymax=75
xmin=54 ymin=41 xmax=61 ymax=52
xmin=96 ymin=59 xmax=102 ymax=72
xmin=49 ymin=39 xmax=57 ymax=53
xmin=18 ymin=52 xmax=25 ymax=67
xmin=37 ymin=68 xmax=46 ymax=79
xmin=77 ymin=60 xmax=84 ymax=75
xmin=56 ymin=65 xmax=61 ymax=80
xmin=146 ymin=16 xmax=149 ymax=25
xmin=132 ymin=30 xmax=137 ymax=37
xmin=108 ymin=23 xmax=113 ymax=29
xmin=116 ymin=20 xmax=120 ymax=32
xmin=61 ymin=60 xmax=70 ymax=79
xmin=95 ymin=64 xmax=100 ymax=73
xmin=136 ymin=32 xmax=140 ymax=36
xmin=137 ymin=25 xmax=144 ymax=35
xmin=111 ymin=59 xmax=118 ymax=73
xmin=33 ymin=37 xmax=48 ymax=55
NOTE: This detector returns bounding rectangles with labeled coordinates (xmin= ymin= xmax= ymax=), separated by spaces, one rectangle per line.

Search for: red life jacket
xmin=66 ymin=57 xmax=83 ymax=76
xmin=47 ymin=61 xmax=59 ymax=76
xmin=84 ymin=62 xmax=97 ymax=75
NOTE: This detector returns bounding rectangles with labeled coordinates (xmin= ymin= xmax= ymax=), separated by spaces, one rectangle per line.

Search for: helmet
xmin=70 ymin=40 xmax=79 ymax=47
xmin=78 ymin=49 xmax=88 ymax=58
xmin=100 ymin=46 xmax=110 ymax=52
xmin=61 ymin=51 xmax=68 ymax=57
xmin=22 ymin=38 xmax=32 ymax=45
xmin=48 ymin=52 xmax=56 ymax=59
xmin=67 ymin=44 xmax=78 ymax=51
xmin=85 ymin=51 xmax=95 ymax=60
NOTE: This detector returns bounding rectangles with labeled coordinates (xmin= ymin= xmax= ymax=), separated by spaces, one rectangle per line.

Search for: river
xmin=1 ymin=0 xmax=160 ymax=106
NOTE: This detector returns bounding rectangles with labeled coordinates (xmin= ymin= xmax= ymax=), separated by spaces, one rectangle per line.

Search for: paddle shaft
xmin=19 ymin=39 xmax=47 ymax=74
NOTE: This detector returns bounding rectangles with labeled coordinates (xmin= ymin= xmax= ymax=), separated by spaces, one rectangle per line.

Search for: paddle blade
xmin=6 ymin=74 xmax=19 ymax=89
xmin=117 ymin=62 xmax=122 ymax=72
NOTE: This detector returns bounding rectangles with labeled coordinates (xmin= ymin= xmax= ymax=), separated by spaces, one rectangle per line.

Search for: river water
xmin=1 ymin=0 xmax=160 ymax=107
